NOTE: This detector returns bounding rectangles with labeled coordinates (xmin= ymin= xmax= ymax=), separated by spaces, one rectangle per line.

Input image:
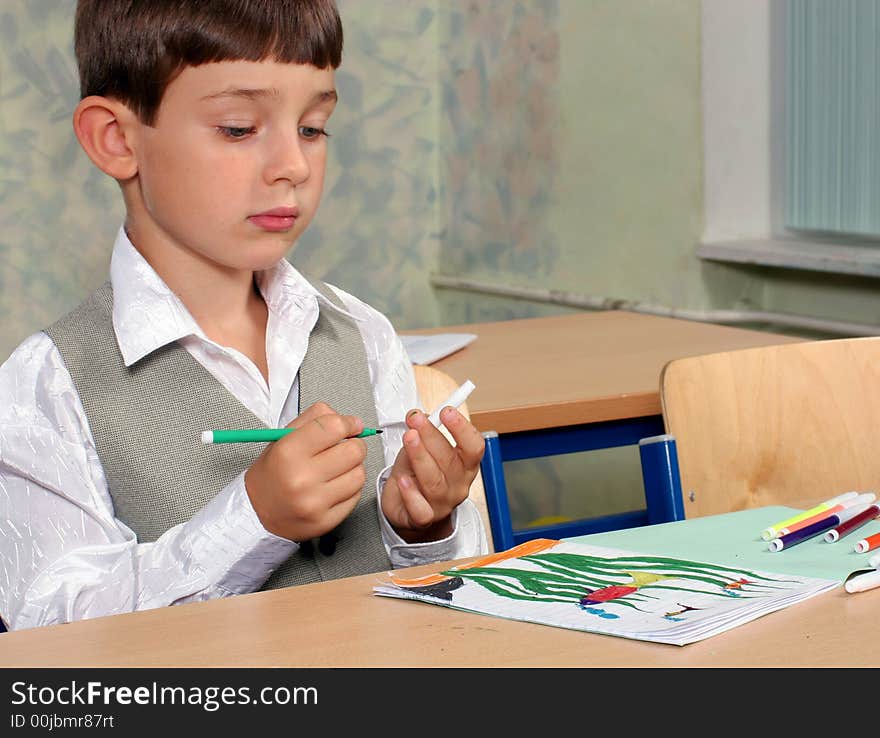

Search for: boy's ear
xmin=72 ymin=96 xmax=141 ymax=180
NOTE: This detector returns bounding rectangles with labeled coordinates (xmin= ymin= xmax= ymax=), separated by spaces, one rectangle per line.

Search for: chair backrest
xmin=412 ymin=364 xmax=493 ymax=551
xmin=660 ymin=336 xmax=880 ymax=518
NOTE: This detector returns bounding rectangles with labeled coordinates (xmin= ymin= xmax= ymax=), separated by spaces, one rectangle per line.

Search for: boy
xmin=0 ymin=0 xmax=488 ymax=631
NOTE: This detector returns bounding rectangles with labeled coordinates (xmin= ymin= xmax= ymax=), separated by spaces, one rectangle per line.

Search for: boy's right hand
xmin=243 ymin=403 xmax=368 ymax=542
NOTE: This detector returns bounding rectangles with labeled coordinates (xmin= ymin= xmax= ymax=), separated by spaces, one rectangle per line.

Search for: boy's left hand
xmin=381 ymin=406 xmax=485 ymax=543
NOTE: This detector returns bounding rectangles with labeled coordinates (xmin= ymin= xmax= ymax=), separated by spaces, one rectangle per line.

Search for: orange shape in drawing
xmin=389 ymin=538 xmax=560 ymax=587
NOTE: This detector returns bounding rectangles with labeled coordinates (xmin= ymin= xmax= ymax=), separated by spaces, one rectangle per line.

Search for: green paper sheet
xmin=568 ymin=506 xmax=880 ymax=583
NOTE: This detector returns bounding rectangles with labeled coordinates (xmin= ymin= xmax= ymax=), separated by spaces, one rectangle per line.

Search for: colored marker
xmin=201 ymin=428 xmax=383 ymax=444
xmin=774 ymin=493 xmax=876 ymax=538
xmin=768 ymin=512 xmax=850 ymax=552
xmin=426 ymin=379 xmax=476 ymax=428
xmin=854 ymin=531 xmax=880 ymax=554
xmin=824 ymin=503 xmax=880 ymax=542
xmin=844 ymin=568 xmax=880 ymax=594
xmin=761 ymin=492 xmax=860 ymax=541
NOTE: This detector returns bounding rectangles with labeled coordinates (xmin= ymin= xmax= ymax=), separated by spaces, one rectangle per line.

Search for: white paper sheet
xmin=399 ymin=333 xmax=477 ymax=365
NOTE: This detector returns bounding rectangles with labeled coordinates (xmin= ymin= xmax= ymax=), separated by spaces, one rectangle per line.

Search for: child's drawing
xmin=374 ymin=539 xmax=838 ymax=646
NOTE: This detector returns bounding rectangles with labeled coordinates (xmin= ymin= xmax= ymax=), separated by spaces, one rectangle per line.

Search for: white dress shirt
xmin=0 ymin=228 xmax=487 ymax=631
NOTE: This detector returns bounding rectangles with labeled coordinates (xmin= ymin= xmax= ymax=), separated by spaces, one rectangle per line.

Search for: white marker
xmin=844 ymin=568 xmax=880 ymax=594
xmin=427 ymin=379 xmax=476 ymax=428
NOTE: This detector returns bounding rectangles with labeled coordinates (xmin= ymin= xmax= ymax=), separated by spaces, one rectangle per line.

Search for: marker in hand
xmin=201 ymin=427 xmax=382 ymax=444
xmin=426 ymin=379 xmax=476 ymax=428
xmin=201 ymin=379 xmax=476 ymax=444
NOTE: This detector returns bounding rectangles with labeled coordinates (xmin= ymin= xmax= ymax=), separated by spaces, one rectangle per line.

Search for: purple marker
xmin=769 ymin=514 xmax=843 ymax=552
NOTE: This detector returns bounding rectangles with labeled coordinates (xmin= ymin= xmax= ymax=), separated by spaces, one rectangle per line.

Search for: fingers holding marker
xmin=402 ymin=421 xmax=448 ymax=499
xmin=426 ymin=379 xmax=475 ymax=427
xmin=438 ymin=405 xmax=484 ymax=470
xmin=396 ymin=474 xmax=435 ymax=528
xmin=303 ymin=412 xmax=365 ymax=450
xmin=407 ymin=408 xmax=456 ymax=465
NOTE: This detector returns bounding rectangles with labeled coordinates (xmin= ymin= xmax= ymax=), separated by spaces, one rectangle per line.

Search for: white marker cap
xmin=768 ymin=539 xmax=784 ymax=552
xmin=855 ymin=539 xmax=870 ymax=553
xmin=831 ymin=491 xmax=862 ymax=504
xmin=844 ymin=568 xmax=880 ymax=593
xmin=427 ymin=379 xmax=476 ymax=427
xmin=200 ymin=431 xmax=213 ymax=444
xmin=842 ymin=492 xmax=877 ymax=509
xmin=836 ymin=496 xmax=879 ymax=524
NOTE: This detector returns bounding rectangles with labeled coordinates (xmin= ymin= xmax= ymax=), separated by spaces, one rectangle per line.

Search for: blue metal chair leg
xmin=639 ymin=434 xmax=685 ymax=524
xmin=480 ymin=431 xmax=515 ymax=551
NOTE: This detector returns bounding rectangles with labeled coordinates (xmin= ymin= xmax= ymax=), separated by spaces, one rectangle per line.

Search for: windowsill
xmin=698 ymin=238 xmax=880 ymax=279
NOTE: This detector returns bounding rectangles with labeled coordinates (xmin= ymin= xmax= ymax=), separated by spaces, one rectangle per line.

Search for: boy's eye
xmin=218 ymin=126 xmax=256 ymax=139
xmin=299 ymin=126 xmax=330 ymax=140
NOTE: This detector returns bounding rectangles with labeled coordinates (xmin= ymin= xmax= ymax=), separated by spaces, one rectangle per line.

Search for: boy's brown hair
xmin=75 ymin=0 xmax=343 ymax=125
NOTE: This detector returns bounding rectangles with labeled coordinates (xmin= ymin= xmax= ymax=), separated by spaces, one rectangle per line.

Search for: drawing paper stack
xmin=373 ymin=538 xmax=838 ymax=646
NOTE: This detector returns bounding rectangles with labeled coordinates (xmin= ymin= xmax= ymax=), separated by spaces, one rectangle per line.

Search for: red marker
xmin=824 ymin=503 xmax=880 ymax=542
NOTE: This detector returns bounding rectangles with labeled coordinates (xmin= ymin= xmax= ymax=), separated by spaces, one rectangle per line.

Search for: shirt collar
xmin=254 ymin=256 xmax=359 ymax=326
xmin=109 ymin=226 xmax=357 ymax=366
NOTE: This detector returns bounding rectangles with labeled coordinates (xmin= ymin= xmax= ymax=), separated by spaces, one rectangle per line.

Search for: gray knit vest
xmin=45 ymin=278 xmax=390 ymax=589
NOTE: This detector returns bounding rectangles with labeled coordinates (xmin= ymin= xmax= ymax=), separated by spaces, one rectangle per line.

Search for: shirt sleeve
xmin=0 ymin=332 xmax=296 ymax=631
xmin=329 ymin=287 xmax=490 ymax=564
xmin=375 ymin=465 xmax=489 ymax=567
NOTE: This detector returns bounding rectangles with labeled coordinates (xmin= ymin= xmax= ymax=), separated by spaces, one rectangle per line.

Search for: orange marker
xmin=854 ymin=531 xmax=880 ymax=554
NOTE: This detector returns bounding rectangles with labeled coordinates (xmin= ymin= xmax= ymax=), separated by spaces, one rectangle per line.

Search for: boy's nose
xmin=264 ymin=139 xmax=310 ymax=186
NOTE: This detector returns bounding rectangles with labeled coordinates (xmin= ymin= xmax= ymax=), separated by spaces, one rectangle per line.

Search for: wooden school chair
xmin=413 ymin=365 xmax=494 ymax=551
xmin=658 ymin=336 xmax=880 ymax=517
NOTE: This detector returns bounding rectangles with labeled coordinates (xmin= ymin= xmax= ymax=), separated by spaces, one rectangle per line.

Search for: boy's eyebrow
xmin=201 ymin=88 xmax=338 ymax=104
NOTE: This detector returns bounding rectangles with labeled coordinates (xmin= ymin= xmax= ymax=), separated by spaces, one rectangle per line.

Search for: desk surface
xmin=418 ymin=311 xmax=801 ymax=434
xmin=1 ymin=554 xmax=875 ymax=667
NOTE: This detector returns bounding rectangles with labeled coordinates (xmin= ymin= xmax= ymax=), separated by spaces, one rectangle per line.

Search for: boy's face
xmin=125 ymin=60 xmax=337 ymax=273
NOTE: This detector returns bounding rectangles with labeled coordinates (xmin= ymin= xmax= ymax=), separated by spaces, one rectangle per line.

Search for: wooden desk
xmin=421 ymin=311 xmax=800 ymax=434
xmin=0 ymin=555 xmax=874 ymax=667
xmin=413 ymin=311 xmax=802 ymax=547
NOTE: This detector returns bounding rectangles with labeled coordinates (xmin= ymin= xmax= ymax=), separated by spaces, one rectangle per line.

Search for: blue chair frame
xmin=479 ymin=418 xmax=684 ymax=551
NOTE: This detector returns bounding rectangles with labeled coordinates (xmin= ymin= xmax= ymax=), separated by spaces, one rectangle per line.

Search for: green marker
xmin=201 ymin=428 xmax=383 ymax=444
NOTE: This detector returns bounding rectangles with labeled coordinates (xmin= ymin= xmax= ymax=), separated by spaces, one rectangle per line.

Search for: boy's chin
xmin=241 ymin=236 xmax=298 ymax=266
xmin=238 ymin=253 xmax=292 ymax=272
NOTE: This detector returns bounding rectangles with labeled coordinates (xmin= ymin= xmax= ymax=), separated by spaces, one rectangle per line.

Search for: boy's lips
xmin=248 ymin=206 xmax=299 ymax=232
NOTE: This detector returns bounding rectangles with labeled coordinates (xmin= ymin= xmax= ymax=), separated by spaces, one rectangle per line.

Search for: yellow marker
xmin=760 ymin=491 xmax=860 ymax=541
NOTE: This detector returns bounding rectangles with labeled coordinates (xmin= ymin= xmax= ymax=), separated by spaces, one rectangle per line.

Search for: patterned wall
xmin=439 ymin=1 xmax=560 ymax=279
xmin=298 ymin=0 xmax=442 ymax=327
xmin=0 ymin=0 xmax=120 ymax=358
